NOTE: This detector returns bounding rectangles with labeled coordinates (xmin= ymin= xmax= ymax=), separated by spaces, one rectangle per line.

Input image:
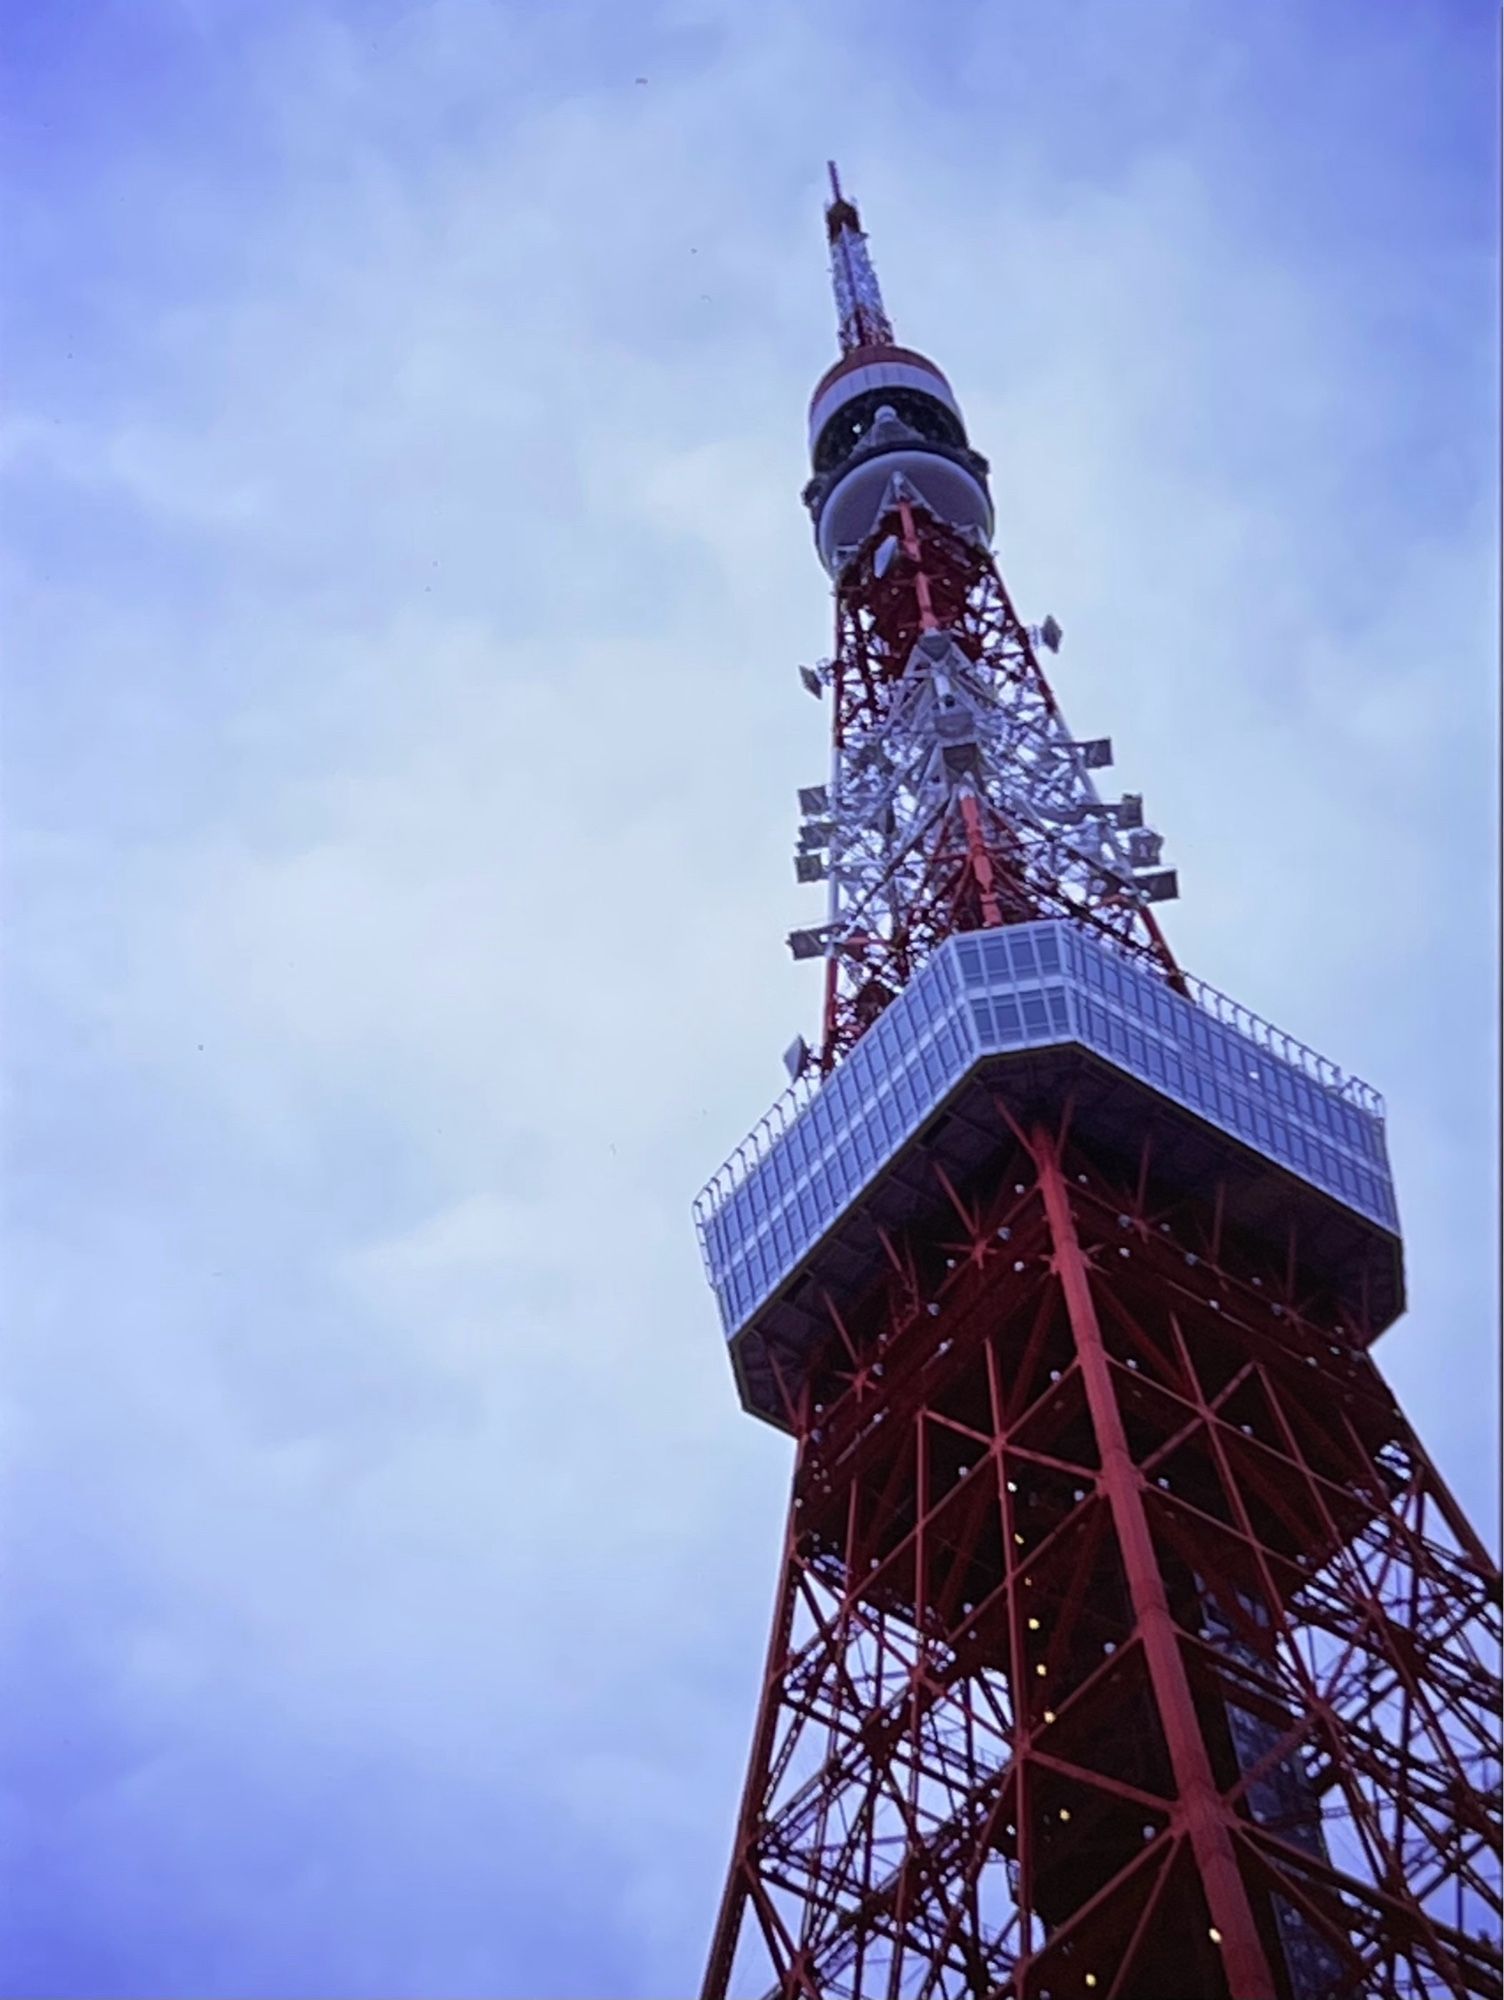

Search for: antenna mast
xmin=825 ymin=160 xmax=894 ymax=352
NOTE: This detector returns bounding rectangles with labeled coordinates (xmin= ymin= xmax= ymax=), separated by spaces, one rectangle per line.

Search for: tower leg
xmin=1033 ymin=1130 xmax=1276 ymax=2000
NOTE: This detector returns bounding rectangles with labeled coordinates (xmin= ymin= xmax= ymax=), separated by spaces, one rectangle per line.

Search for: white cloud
xmin=2 ymin=1 xmax=1495 ymax=1993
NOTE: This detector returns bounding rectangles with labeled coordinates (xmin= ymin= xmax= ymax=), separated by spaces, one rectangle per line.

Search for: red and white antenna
xmin=824 ymin=160 xmax=895 ymax=353
xmin=798 ymin=171 xmax=1180 ymax=1069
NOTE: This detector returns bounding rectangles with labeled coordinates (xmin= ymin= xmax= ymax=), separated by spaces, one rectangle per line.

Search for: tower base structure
xmin=696 ymin=925 xmax=1501 ymax=2000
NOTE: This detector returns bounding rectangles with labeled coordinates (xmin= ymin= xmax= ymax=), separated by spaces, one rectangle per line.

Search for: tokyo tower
xmin=692 ymin=167 xmax=1501 ymax=2000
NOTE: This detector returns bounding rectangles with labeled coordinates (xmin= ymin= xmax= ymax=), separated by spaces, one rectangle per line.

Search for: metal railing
xmin=693 ymin=923 xmax=1384 ymax=1234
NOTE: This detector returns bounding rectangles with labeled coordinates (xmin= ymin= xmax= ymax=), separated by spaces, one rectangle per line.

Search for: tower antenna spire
xmin=824 ymin=160 xmax=894 ymax=353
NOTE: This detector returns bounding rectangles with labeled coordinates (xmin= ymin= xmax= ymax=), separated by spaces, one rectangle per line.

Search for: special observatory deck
xmin=694 ymin=919 xmax=1401 ymax=1426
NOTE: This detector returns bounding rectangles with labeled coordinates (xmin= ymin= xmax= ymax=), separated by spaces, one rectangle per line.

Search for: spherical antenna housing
xmin=804 ymin=344 xmax=993 ymax=573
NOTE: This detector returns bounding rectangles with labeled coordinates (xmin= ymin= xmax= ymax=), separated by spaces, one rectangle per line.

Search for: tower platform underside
xmin=696 ymin=920 xmax=1402 ymax=1432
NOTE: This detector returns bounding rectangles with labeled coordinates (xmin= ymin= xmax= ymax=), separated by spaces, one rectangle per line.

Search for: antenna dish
xmin=1137 ymin=869 xmax=1179 ymax=904
xmin=787 ymin=928 xmax=831 ymax=961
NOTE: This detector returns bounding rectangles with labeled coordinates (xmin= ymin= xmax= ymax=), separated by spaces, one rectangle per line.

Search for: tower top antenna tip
xmin=822 ymin=163 xmax=893 ymax=352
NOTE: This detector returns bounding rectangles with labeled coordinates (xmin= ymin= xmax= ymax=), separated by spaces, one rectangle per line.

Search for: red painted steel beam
xmin=1031 ymin=1130 xmax=1278 ymax=1999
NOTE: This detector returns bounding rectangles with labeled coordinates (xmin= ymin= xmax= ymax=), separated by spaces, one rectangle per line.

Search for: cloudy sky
xmin=1 ymin=2 xmax=1497 ymax=1994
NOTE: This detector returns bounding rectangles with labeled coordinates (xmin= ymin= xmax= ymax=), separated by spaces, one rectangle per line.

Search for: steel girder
xmin=816 ymin=503 xmax=1180 ymax=1071
xmin=702 ymin=1120 xmax=1501 ymax=2000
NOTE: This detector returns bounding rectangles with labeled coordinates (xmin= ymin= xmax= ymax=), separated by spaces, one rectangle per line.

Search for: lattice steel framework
xmin=815 ymin=495 xmax=1179 ymax=1070
xmin=696 ymin=171 xmax=1500 ymax=2000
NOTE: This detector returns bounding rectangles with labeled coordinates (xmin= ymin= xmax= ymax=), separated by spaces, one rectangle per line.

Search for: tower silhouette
xmin=694 ymin=168 xmax=1500 ymax=2000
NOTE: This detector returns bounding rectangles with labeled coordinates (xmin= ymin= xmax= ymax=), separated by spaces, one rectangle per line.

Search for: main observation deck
xmin=694 ymin=920 xmax=1401 ymax=1428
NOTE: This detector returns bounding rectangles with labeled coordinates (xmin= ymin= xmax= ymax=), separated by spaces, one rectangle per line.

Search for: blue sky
xmin=1 ymin=2 xmax=1497 ymax=1994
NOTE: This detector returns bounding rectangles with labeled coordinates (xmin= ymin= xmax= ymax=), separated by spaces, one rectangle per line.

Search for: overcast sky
xmin=2 ymin=2 xmax=1497 ymax=1995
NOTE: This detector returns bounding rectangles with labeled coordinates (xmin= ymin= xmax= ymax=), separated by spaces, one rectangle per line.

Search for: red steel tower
xmin=693 ymin=168 xmax=1501 ymax=2000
